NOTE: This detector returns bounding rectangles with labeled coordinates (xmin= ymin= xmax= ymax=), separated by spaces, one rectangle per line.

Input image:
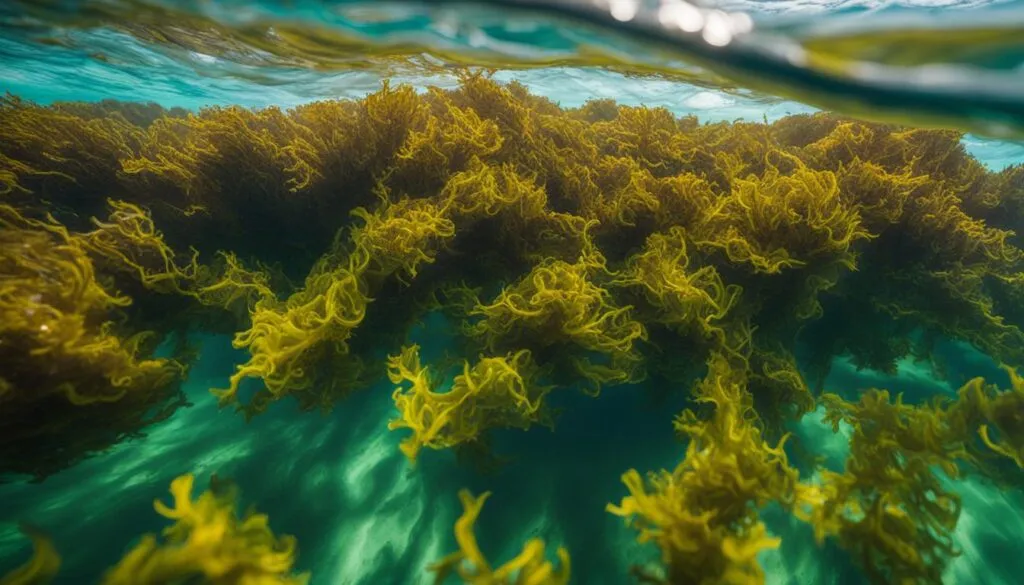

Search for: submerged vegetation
xmin=2 ymin=474 xmax=308 ymax=585
xmin=3 ymin=72 xmax=1024 ymax=583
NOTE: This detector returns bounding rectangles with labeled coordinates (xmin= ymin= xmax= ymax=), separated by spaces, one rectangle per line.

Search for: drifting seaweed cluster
xmin=3 ymin=73 xmax=1024 ymax=583
xmin=2 ymin=474 xmax=308 ymax=585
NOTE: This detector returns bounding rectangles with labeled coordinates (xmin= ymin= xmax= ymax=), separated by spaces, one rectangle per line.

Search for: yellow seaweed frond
xmin=430 ymin=490 xmax=570 ymax=585
xmin=802 ymin=390 xmax=962 ymax=584
xmin=358 ymin=81 xmax=427 ymax=166
xmin=82 ymin=199 xmax=201 ymax=294
xmin=215 ymin=262 xmax=369 ymax=412
xmin=0 ymin=204 xmax=187 ymax=479
xmin=648 ymin=173 xmax=718 ymax=233
xmin=390 ymin=87 xmax=504 ymax=193
xmin=591 ymin=105 xmax=689 ymax=177
xmin=608 ymin=353 xmax=799 ymax=584
xmin=615 ymin=227 xmax=741 ymax=347
xmin=193 ymin=252 xmax=277 ymax=315
xmin=694 ymin=164 xmax=871 ymax=274
xmin=124 ymin=104 xmax=323 ymax=196
xmin=799 ymin=367 xmax=1024 ymax=581
xmin=469 ymin=254 xmax=647 ymax=393
xmin=836 ymin=159 xmax=926 ymax=230
xmin=101 ymin=473 xmax=309 ymax=585
xmin=0 ymin=526 xmax=61 ymax=585
xmin=351 ymin=195 xmax=456 ymax=281
xmin=947 ymin=368 xmax=1024 ymax=469
xmin=0 ymin=94 xmax=143 ymax=204
xmin=747 ymin=344 xmax=816 ymax=438
xmin=440 ymin=161 xmax=547 ymax=223
xmin=906 ymin=185 xmax=1020 ymax=266
xmin=387 ymin=344 xmax=553 ymax=462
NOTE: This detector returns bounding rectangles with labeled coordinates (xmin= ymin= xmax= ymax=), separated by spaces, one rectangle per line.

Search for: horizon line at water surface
xmin=0 ymin=0 xmax=1023 ymax=168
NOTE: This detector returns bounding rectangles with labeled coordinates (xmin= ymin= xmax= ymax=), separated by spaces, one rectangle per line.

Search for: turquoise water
xmin=3 ymin=330 xmax=1024 ymax=584
xmin=2 ymin=1 xmax=1024 ymax=584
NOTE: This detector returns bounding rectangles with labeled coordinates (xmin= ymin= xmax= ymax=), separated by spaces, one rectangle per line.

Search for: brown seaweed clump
xmin=608 ymin=354 xmax=800 ymax=585
xmin=3 ymin=74 xmax=1024 ymax=583
xmin=0 ymin=203 xmax=188 ymax=481
xmin=387 ymin=343 xmax=554 ymax=462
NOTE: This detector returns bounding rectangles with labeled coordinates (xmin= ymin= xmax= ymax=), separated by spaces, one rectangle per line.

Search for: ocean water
xmin=2 ymin=1 xmax=1024 ymax=584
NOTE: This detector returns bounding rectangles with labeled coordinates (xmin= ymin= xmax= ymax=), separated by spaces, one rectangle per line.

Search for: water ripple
xmin=0 ymin=0 xmax=1022 ymax=140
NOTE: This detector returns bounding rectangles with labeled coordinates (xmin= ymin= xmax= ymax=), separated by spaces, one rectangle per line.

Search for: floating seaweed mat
xmin=3 ymin=74 xmax=1024 ymax=583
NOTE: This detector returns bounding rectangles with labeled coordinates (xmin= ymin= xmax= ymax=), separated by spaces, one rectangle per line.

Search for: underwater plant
xmin=101 ymin=474 xmax=309 ymax=585
xmin=612 ymin=226 xmax=741 ymax=350
xmin=466 ymin=236 xmax=647 ymax=394
xmin=5 ymin=76 xmax=1023 ymax=409
xmin=608 ymin=353 xmax=801 ymax=584
xmin=692 ymin=161 xmax=870 ymax=277
xmin=212 ymin=255 xmax=370 ymax=417
xmin=0 ymin=526 xmax=60 ymax=585
xmin=0 ymin=474 xmax=307 ymax=585
xmin=387 ymin=344 xmax=554 ymax=461
xmin=5 ymin=73 xmax=1024 ymax=584
xmin=430 ymin=489 xmax=571 ymax=585
xmin=798 ymin=368 xmax=1024 ymax=584
xmin=802 ymin=390 xmax=963 ymax=585
xmin=944 ymin=367 xmax=1024 ymax=472
xmin=0 ymin=95 xmax=144 ymax=223
xmin=0 ymin=204 xmax=188 ymax=480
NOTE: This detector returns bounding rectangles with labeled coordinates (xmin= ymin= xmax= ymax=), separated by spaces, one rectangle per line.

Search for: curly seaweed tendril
xmin=430 ymin=490 xmax=571 ymax=585
xmin=607 ymin=353 xmax=800 ymax=585
xmin=387 ymin=344 xmax=554 ymax=462
xmin=101 ymin=473 xmax=309 ymax=585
